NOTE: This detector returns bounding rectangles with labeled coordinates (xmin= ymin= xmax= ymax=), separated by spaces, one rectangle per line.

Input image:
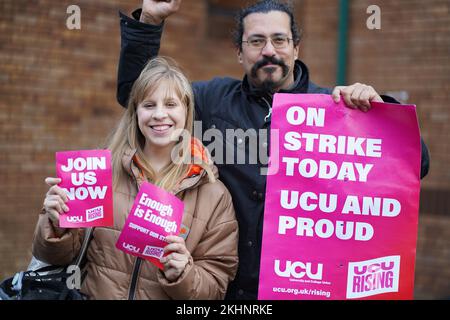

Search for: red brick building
xmin=1 ymin=0 xmax=448 ymax=299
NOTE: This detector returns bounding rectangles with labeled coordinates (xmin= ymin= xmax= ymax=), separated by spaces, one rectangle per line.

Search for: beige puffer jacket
xmin=32 ymin=147 xmax=238 ymax=299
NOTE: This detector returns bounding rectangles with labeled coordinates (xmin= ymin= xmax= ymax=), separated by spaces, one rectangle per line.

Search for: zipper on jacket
xmin=262 ymin=97 xmax=272 ymax=122
xmin=128 ymin=257 xmax=142 ymax=300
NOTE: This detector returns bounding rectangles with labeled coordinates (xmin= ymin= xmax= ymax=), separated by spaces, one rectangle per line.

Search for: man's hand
xmin=332 ymin=83 xmax=383 ymax=112
xmin=160 ymin=235 xmax=191 ymax=282
xmin=140 ymin=0 xmax=182 ymax=25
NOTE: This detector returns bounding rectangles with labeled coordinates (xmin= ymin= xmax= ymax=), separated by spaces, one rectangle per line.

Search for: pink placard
xmin=56 ymin=149 xmax=113 ymax=228
xmin=258 ymin=94 xmax=421 ymax=300
xmin=116 ymin=182 xmax=184 ymax=269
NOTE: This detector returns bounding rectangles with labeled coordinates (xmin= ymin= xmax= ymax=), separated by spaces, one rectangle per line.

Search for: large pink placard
xmin=116 ymin=182 xmax=184 ymax=269
xmin=56 ymin=149 xmax=113 ymax=228
xmin=258 ymin=94 xmax=421 ymax=300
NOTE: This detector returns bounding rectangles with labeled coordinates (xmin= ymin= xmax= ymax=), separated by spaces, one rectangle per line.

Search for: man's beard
xmin=250 ymin=56 xmax=290 ymax=93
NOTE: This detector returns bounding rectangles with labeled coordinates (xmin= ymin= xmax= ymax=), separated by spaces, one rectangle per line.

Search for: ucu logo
xmin=274 ymin=259 xmax=323 ymax=280
xmin=353 ymin=261 xmax=395 ymax=274
xmin=66 ymin=216 xmax=83 ymax=223
xmin=123 ymin=243 xmax=140 ymax=253
xmin=346 ymin=255 xmax=401 ymax=299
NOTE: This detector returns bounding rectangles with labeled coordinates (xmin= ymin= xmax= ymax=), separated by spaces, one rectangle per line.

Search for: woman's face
xmin=137 ymin=81 xmax=187 ymax=153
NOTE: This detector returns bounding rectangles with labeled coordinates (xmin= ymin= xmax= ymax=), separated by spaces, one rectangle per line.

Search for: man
xmin=117 ymin=0 xmax=430 ymax=300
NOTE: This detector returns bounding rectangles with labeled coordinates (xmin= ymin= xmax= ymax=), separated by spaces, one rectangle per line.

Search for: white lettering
xmin=286 ymin=107 xmax=325 ymax=127
xmin=278 ymin=216 xmax=374 ymax=241
xmin=64 ymin=186 xmax=107 ymax=200
xmin=282 ymin=157 xmax=374 ymax=182
xmin=61 ymin=157 xmax=106 ymax=172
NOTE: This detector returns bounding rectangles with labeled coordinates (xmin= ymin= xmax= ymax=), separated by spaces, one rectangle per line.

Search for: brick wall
xmin=0 ymin=0 xmax=132 ymax=276
xmin=0 ymin=0 xmax=448 ymax=299
xmin=415 ymin=214 xmax=450 ymax=299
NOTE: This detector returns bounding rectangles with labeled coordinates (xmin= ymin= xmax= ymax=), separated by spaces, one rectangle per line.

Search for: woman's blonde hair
xmin=107 ymin=57 xmax=214 ymax=192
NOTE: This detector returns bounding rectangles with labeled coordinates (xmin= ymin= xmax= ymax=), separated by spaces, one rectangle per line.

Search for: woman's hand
xmin=43 ymin=177 xmax=69 ymax=227
xmin=160 ymin=235 xmax=191 ymax=282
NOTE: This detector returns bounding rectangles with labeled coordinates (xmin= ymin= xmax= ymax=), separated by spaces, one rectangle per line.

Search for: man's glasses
xmin=242 ymin=35 xmax=293 ymax=50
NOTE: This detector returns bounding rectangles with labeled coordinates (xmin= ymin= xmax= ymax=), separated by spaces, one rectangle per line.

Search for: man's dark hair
xmin=233 ymin=0 xmax=302 ymax=50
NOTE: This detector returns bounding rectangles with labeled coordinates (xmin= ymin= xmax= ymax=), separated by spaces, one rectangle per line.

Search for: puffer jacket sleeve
xmin=157 ymin=183 xmax=239 ymax=299
xmin=32 ymin=209 xmax=84 ymax=266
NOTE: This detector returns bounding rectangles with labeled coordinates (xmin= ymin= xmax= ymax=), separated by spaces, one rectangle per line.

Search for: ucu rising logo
xmin=346 ymin=255 xmax=400 ymax=299
xmin=274 ymin=259 xmax=323 ymax=280
xmin=122 ymin=243 xmax=140 ymax=254
xmin=66 ymin=216 xmax=83 ymax=223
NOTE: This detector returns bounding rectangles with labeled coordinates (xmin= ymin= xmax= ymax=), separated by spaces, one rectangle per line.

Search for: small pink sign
xmin=116 ymin=182 xmax=184 ymax=269
xmin=56 ymin=149 xmax=113 ymax=228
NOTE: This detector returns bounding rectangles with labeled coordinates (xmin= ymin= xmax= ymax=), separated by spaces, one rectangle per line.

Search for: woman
xmin=32 ymin=57 xmax=239 ymax=299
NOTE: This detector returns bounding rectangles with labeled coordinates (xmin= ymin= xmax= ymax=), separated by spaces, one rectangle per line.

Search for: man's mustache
xmin=251 ymin=56 xmax=287 ymax=77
